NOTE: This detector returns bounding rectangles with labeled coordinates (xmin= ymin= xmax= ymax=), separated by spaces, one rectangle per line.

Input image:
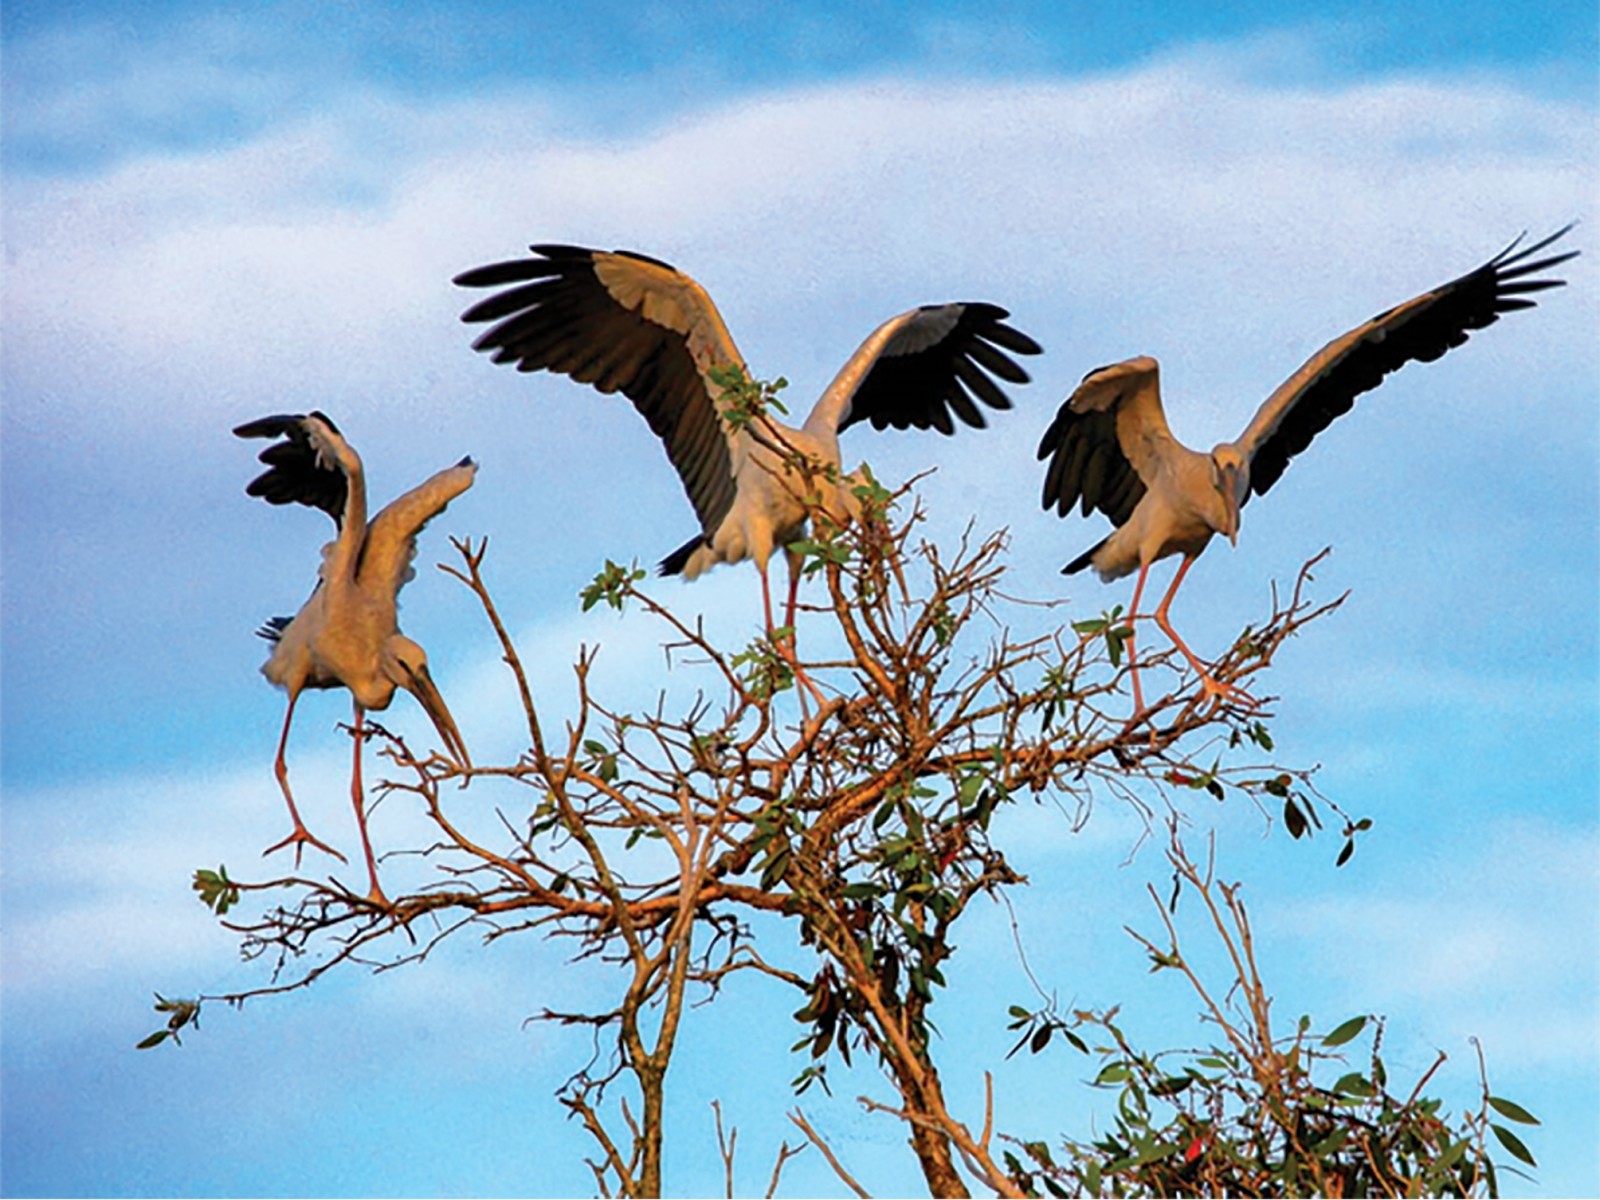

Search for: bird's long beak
xmin=1222 ymin=466 xmax=1244 ymax=548
xmin=404 ymin=664 xmax=471 ymax=770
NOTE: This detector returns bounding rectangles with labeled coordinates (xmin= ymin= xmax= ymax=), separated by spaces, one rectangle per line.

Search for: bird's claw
xmin=1198 ymin=673 xmax=1259 ymax=710
xmin=263 ymin=825 xmax=349 ymax=866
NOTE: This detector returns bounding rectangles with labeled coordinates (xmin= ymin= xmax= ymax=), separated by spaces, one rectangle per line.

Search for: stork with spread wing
xmin=455 ymin=244 xmax=1041 ymax=693
xmin=1038 ymin=226 xmax=1578 ymax=714
xmin=236 ymin=412 xmax=474 ymax=906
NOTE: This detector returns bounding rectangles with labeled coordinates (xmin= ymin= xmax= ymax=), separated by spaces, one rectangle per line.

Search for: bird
xmin=452 ymin=244 xmax=1042 ymax=681
xmin=235 ymin=411 xmax=476 ymax=906
xmin=1037 ymin=225 xmax=1578 ymax=715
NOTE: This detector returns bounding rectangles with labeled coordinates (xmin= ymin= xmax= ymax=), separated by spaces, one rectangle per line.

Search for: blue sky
xmin=2 ymin=2 xmax=1596 ymax=1196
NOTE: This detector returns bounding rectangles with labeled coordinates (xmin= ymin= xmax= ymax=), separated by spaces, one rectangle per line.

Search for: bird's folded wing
xmin=1036 ymin=357 xmax=1164 ymax=526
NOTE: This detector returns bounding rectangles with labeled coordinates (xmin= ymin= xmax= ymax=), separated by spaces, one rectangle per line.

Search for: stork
xmin=1038 ymin=225 xmax=1578 ymax=714
xmin=235 ymin=412 xmax=475 ymax=906
xmin=453 ymin=244 xmax=1041 ymax=687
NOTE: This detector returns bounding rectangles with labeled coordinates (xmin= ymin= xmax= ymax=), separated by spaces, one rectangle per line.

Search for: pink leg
xmin=1152 ymin=556 xmax=1257 ymax=708
xmin=349 ymin=705 xmax=390 ymax=908
xmin=262 ymin=690 xmax=347 ymax=866
xmin=1124 ymin=561 xmax=1152 ymax=715
xmin=758 ymin=559 xmax=777 ymax=636
xmin=781 ymin=546 xmax=803 ymax=636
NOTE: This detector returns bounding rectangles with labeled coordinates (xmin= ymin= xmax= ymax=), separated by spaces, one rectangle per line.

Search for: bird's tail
xmin=658 ymin=533 xmax=707 ymax=577
xmin=1061 ymin=537 xmax=1107 ymax=576
xmin=256 ymin=615 xmax=293 ymax=643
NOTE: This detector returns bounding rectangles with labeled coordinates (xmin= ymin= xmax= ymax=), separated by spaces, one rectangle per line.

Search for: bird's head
xmin=381 ymin=635 xmax=471 ymax=769
xmin=1208 ymin=445 xmax=1250 ymax=546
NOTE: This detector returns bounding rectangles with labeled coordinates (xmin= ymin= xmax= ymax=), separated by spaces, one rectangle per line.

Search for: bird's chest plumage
xmin=1119 ymin=455 xmax=1228 ymax=567
xmin=717 ymin=422 xmax=846 ymax=564
xmin=279 ymin=587 xmax=398 ymax=709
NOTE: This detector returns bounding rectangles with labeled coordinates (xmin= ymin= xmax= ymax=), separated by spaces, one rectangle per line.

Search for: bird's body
xmin=237 ymin=412 xmax=475 ymax=904
xmin=453 ymin=245 xmax=1042 ymax=653
xmin=658 ymin=409 xmax=851 ymax=583
xmin=1038 ymin=227 xmax=1578 ymax=712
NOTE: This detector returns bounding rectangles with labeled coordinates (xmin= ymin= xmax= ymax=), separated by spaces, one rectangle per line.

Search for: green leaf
xmin=192 ymin=866 xmax=239 ymax=916
xmin=1488 ymin=1096 xmax=1541 ymax=1126
xmin=136 ymin=1030 xmax=170 ymax=1049
xmin=1492 ymin=1123 xmax=1537 ymax=1167
xmin=1134 ymin=1141 xmax=1179 ymax=1166
xmin=1333 ymin=1072 xmax=1376 ymax=1098
xmin=1311 ymin=1128 xmax=1349 ymax=1156
xmin=1336 ymin=839 xmax=1355 ymax=867
xmin=1095 ymin=1062 xmax=1132 ymax=1085
xmin=1284 ymin=796 xmax=1308 ymax=839
xmin=759 ymin=843 xmax=791 ymax=891
xmin=1322 ymin=1015 xmax=1368 ymax=1047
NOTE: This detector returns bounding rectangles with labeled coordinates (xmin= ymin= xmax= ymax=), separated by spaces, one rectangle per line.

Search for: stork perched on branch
xmin=1038 ymin=225 xmax=1578 ymax=714
xmin=453 ymin=245 xmax=1042 ymax=664
xmin=235 ymin=412 xmax=475 ymax=906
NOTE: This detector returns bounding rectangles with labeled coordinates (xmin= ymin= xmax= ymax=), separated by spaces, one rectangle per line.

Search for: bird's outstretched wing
xmin=455 ymin=245 xmax=746 ymax=538
xmin=1236 ymin=225 xmax=1579 ymax=498
xmin=358 ymin=458 xmax=478 ymax=600
xmin=1037 ymin=356 xmax=1171 ymax=527
xmin=233 ymin=412 xmax=353 ymax=527
xmin=827 ymin=303 xmax=1042 ymax=435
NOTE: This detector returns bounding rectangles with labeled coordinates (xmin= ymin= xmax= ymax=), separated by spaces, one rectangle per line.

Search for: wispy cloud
xmin=2 ymin=34 xmax=1595 ymax=1197
xmin=1264 ymin=817 xmax=1600 ymax=1071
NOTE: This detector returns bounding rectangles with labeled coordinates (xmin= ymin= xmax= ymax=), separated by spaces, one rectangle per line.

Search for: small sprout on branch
xmin=580 ymin=559 xmax=646 ymax=613
xmin=1072 ymin=605 xmax=1133 ymax=667
xmin=710 ymin=363 xmax=789 ymax=427
xmin=137 ymin=993 xmax=200 ymax=1049
xmin=192 ymin=866 xmax=239 ymax=915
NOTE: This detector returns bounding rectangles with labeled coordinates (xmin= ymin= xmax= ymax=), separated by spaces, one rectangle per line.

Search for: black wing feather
xmin=839 ymin=303 xmax=1041 ymax=434
xmin=232 ymin=412 xmax=348 ymax=526
xmin=455 ymin=247 xmax=738 ymax=535
xmin=1248 ymin=225 xmax=1579 ymax=497
xmin=1035 ymin=400 xmax=1146 ymax=524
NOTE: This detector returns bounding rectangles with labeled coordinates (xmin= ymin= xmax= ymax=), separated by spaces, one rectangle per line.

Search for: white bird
xmin=1037 ymin=225 xmax=1578 ymax=714
xmin=452 ymin=244 xmax=1042 ymax=662
xmin=235 ymin=412 xmax=476 ymax=906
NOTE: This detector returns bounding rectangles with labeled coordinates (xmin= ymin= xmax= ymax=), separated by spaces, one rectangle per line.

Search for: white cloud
xmin=3 ymin=29 xmax=1595 ymax=1198
xmin=6 ymin=60 xmax=1591 ymax=446
xmin=1262 ymin=818 xmax=1600 ymax=1071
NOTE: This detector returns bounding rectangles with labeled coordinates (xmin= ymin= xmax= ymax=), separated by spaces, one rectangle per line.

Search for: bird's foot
xmin=263 ymin=825 xmax=348 ymax=867
xmin=793 ymin=664 xmax=828 ymax=712
xmin=327 ymin=873 xmax=395 ymax=914
xmin=1197 ymin=672 xmax=1258 ymax=710
xmin=770 ymin=628 xmax=828 ymax=712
